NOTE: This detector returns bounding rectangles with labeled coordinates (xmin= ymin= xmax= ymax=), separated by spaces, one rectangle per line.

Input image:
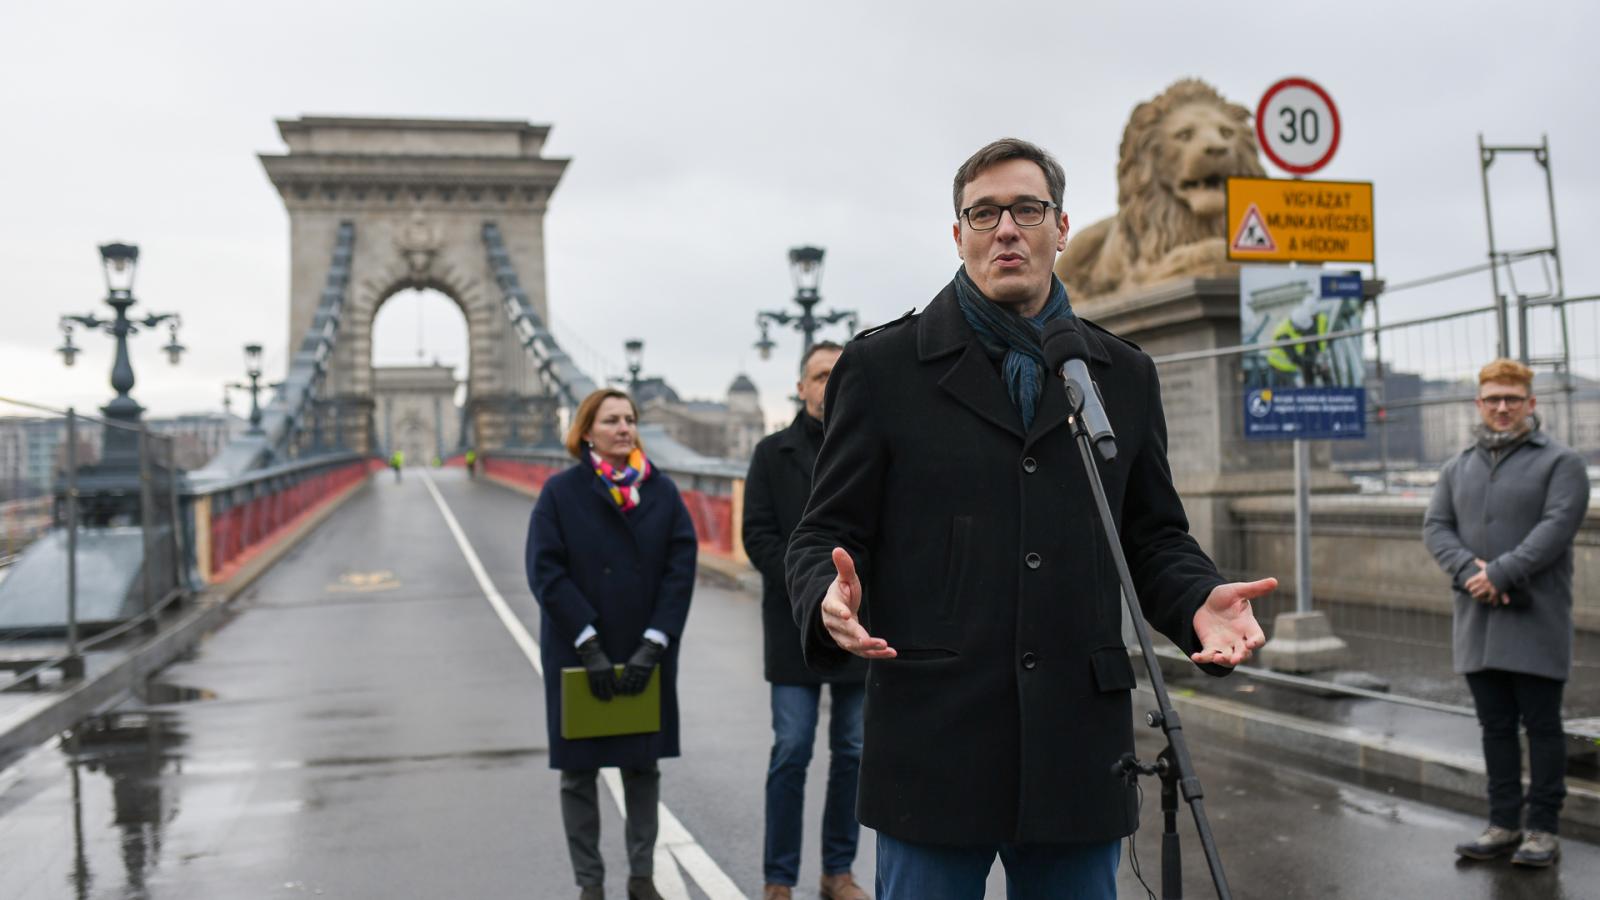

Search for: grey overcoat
xmin=1423 ymin=428 xmax=1591 ymax=681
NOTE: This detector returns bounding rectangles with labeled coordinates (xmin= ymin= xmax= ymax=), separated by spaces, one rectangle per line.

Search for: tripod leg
xmin=1161 ymin=748 xmax=1182 ymax=900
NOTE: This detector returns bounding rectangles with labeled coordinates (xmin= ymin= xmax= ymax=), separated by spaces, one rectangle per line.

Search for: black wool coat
xmin=526 ymin=462 xmax=698 ymax=771
xmin=742 ymin=411 xmax=868 ymax=685
xmin=786 ymin=284 xmax=1228 ymax=846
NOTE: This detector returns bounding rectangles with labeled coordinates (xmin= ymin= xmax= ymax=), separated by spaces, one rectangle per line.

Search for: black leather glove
xmin=616 ymin=637 xmax=666 ymax=695
xmin=575 ymin=635 xmax=616 ymax=701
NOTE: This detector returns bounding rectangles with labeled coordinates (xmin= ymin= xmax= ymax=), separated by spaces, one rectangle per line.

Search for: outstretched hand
xmin=1191 ymin=578 xmax=1273 ymax=667
xmin=819 ymin=547 xmax=896 ymax=660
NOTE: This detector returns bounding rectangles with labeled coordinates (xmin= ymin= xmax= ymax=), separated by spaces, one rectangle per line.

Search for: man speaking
xmin=786 ymin=138 xmax=1272 ymax=898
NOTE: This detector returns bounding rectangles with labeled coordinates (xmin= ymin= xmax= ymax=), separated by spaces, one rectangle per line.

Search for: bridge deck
xmin=0 ymin=468 xmax=1596 ymax=898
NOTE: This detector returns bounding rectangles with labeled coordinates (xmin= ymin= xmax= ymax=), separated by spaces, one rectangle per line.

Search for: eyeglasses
xmin=1478 ymin=395 xmax=1529 ymax=409
xmin=960 ymin=200 xmax=1058 ymax=232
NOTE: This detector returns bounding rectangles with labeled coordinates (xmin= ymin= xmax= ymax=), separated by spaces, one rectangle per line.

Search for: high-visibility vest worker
xmin=1266 ymin=307 xmax=1330 ymax=381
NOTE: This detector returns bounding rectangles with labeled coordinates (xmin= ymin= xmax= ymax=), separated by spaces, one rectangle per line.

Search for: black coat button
xmin=1022 ymin=652 xmax=1038 ymax=670
xmin=1022 ymin=457 xmax=1038 ymax=473
xmin=1025 ymin=552 xmax=1041 ymax=569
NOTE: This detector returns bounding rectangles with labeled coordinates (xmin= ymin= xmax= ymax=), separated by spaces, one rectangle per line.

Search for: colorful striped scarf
xmin=590 ymin=447 xmax=651 ymax=511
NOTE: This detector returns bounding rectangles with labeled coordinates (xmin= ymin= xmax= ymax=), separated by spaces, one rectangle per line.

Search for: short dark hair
xmin=952 ymin=138 xmax=1066 ymax=216
xmin=800 ymin=341 xmax=845 ymax=377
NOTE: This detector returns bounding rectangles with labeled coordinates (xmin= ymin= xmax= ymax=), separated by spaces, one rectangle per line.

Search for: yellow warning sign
xmin=1226 ymin=177 xmax=1373 ymax=264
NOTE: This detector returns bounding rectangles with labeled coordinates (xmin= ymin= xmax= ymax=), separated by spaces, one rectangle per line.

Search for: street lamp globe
xmin=57 ymin=326 xmax=80 ymax=367
xmin=244 ymin=343 xmax=263 ymax=375
xmin=624 ymin=338 xmax=644 ymax=372
xmin=788 ymin=246 xmax=825 ymax=296
xmin=98 ymin=242 xmax=140 ymax=295
xmin=163 ymin=321 xmax=185 ymax=365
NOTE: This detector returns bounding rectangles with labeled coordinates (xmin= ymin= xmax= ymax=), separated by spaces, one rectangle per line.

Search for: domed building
xmin=637 ymin=373 xmax=765 ymax=461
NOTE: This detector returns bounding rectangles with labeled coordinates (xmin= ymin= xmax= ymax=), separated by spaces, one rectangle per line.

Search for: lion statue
xmin=1055 ymin=79 xmax=1265 ymax=304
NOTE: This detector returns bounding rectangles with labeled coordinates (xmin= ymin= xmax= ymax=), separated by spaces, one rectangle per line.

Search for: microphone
xmin=1042 ymin=318 xmax=1117 ymax=462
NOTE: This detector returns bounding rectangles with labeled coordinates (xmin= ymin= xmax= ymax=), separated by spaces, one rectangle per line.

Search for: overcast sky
xmin=3 ymin=0 xmax=1596 ymax=432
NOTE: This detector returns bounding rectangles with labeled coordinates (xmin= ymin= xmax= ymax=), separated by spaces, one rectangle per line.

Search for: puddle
xmin=134 ymin=680 xmax=217 ymax=706
xmin=37 ymin=709 xmax=191 ymax=897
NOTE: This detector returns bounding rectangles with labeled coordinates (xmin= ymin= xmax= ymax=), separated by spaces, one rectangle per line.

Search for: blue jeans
xmin=876 ymin=832 xmax=1120 ymax=900
xmin=764 ymin=682 xmax=865 ymax=885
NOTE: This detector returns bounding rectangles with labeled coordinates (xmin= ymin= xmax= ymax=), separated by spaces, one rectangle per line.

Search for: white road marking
xmin=421 ymin=471 xmax=745 ymax=900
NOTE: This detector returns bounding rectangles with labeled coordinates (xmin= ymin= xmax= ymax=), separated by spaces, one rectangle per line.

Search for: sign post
xmin=1240 ymin=77 xmax=1365 ymax=668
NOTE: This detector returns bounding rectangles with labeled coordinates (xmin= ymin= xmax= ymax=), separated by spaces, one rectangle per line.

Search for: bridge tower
xmin=260 ymin=116 xmax=569 ymax=454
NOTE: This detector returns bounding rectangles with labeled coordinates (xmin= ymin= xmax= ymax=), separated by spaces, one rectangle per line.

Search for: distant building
xmin=147 ymin=412 xmax=247 ymax=471
xmin=374 ymin=364 xmax=461 ymax=463
xmin=0 ymin=417 xmax=103 ymax=498
xmin=639 ymin=374 xmax=764 ymax=461
xmin=0 ymin=412 xmax=246 ymax=498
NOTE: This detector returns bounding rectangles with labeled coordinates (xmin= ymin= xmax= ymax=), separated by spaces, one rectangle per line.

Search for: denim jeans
xmin=764 ymin=682 xmax=865 ymax=885
xmin=1465 ymin=669 xmax=1567 ymax=834
xmin=876 ymin=832 xmax=1120 ymax=900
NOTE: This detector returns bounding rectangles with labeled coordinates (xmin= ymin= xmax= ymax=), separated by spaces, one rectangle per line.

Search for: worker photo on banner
xmin=1239 ymin=265 xmax=1365 ymax=391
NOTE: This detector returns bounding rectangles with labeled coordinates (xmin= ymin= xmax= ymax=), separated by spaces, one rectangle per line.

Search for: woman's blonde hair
xmin=565 ymin=389 xmax=643 ymax=459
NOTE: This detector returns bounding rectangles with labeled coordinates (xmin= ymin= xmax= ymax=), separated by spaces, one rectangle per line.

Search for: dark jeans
xmin=1465 ymin=669 xmax=1567 ymax=834
xmin=875 ymin=832 xmax=1120 ymax=900
xmin=560 ymin=766 xmax=660 ymax=887
xmin=764 ymin=682 xmax=865 ymax=885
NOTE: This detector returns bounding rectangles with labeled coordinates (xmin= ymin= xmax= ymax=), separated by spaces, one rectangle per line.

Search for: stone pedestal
xmin=1258 ymin=611 xmax=1349 ymax=673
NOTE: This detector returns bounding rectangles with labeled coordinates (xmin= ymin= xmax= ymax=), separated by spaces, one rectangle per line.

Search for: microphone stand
xmin=1062 ymin=379 xmax=1233 ymax=900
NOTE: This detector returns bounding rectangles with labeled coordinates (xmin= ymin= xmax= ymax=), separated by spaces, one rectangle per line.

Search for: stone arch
xmin=261 ymin=116 xmax=569 ymax=453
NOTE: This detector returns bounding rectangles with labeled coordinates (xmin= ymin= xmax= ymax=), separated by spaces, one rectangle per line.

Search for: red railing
xmin=208 ymin=458 xmax=384 ymax=581
xmin=680 ymin=490 xmax=734 ymax=556
xmin=485 ymin=454 xmax=737 ymax=557
xmin=483 ymin=456 xmax=565 ymax=493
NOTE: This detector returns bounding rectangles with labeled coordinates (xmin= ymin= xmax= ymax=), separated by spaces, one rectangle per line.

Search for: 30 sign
xmin=1256 ymin=77 xmax=1341 ymax=176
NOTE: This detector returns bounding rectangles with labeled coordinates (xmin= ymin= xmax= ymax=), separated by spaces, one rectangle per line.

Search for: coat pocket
xmin=1090 ymin=646 xmax=1136 ymax=693
xmin=939 ymin=515 xmax=975 ymax=621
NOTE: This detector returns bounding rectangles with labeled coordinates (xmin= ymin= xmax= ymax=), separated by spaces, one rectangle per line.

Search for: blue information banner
xmin=1320 ymin=273 xmax=1363 ymax=299
xmin=1244 ymin=387 xmax=1366 ymax=440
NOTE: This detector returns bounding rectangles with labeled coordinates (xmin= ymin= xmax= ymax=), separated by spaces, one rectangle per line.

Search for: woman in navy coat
xmin=526 ymin=388 xmax=697 ymax=900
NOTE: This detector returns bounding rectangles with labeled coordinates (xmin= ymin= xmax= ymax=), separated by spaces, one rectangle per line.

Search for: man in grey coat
xmin=1425 ymin=358 xmax=1591 ymax=868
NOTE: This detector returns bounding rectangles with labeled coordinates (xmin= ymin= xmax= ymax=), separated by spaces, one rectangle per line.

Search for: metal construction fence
xmin=1148 ymin=293 xmax=1600 ymax=720
xmin=0 ymin=396 xmax=381 ymax=693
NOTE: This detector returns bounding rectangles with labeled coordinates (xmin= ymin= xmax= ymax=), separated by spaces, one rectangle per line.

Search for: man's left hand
xmin=1191 ymin=579 xmax=1274 ymax=667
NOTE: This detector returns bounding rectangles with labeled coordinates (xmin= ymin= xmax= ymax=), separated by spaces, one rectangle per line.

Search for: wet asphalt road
xmin=0 ymin=468 xmax=1596 ymax=899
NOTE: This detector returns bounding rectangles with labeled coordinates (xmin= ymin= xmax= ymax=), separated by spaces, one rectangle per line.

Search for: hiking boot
xmin=820 ymin=871 xmax=871 ymax=900
xmin=627 ymin=876 xmax=664 ymax=900
xmin=1455 ymin=825 xmax=1523 ymax=860
xmin=579 ymin=886 xmax=603 ymax=900
xmin=763 ymin=886 xmax=794 ymax=900
xmin=1511 ymin=831 xmax=1560 ymax=867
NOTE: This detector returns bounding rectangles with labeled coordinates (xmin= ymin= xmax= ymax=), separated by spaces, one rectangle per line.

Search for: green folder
xmin=560 ymin=665 xmax=661 ymax=740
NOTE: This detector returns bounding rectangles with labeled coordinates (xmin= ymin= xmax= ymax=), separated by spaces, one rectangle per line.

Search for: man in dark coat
xmin=743 ymin=341 xmax=870 ymax=900
xmin=1425 ymin=358 xmax=1591 ymax=868
xmin=785 ymin=138 xmax=1272 ymax=899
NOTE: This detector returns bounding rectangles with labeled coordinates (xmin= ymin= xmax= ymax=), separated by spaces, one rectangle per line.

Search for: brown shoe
xmin=820 ymin=872 xmax=870 ymax=900
xmin=763 ymin=886 xmax=794 ymax=900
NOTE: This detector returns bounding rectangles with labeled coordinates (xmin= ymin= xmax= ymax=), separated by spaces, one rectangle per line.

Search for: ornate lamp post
xmin=754 ymin=246 xmax=858 ymax=366
xmin=623 ymin=339 xmax=644 ymax=396
xmin=57 ymin=242 xmax=184 ymax=468
xmin=228 ymin=343 xmax=266 ymax=436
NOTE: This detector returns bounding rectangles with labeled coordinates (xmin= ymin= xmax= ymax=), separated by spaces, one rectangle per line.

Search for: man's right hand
xmin=820 ymin=547 xmax=896 ymax=660
xmin=575 ymin=635 xmax=617 ymax=701
xmin=1467 ymin=557 xmax=1506 ymax=605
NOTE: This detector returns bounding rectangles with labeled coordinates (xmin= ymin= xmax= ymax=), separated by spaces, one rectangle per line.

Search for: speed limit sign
xmin=1256 ymin=77 xmax=1341 ymax=175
